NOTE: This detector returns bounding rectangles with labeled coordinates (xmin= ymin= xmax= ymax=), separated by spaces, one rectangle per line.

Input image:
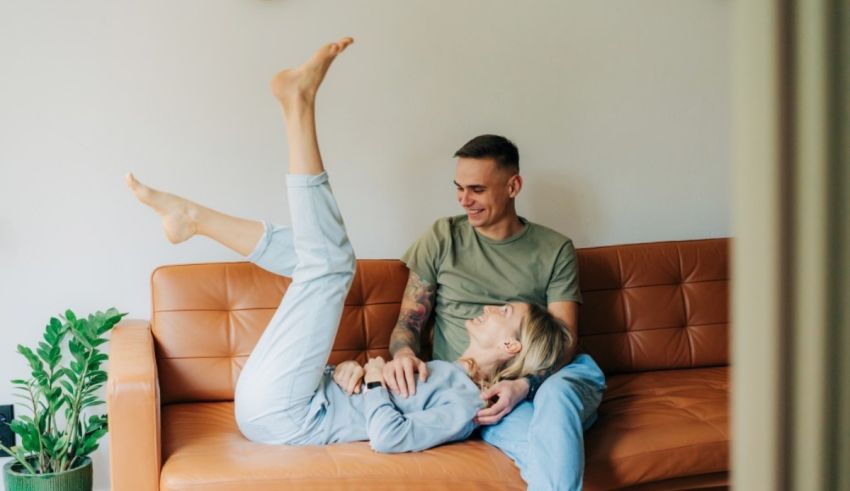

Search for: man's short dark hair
xmin=454 ymin=134 xmax=519 ymax=173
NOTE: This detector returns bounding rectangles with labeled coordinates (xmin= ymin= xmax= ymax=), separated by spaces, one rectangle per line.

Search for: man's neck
xmin=474 ymin=216 xmax=526 ymax=241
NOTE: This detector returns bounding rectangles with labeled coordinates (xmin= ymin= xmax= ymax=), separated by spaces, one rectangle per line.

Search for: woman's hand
xmin=475 ymin=378 xmax=530 ymax=425
xmin=364 ymin=356 xmax=386 ymax=385
xmin=332 ymin=360 xmax=366 ymax=395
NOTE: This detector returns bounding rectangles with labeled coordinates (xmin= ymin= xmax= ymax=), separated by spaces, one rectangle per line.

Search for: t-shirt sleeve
xmin=547 ymin=239 xmax=583 ymax=304
xmin=400 ymin=219 xmax=448 ymax=286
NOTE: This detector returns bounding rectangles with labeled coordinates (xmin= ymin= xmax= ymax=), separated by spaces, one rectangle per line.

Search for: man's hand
xmin=332 ymin=360 xmax=366 ymax=395
xmin=382 ymin=348 xmax=429 ymax=398
xmin=476 ymin=378 xmax=530 ymax=425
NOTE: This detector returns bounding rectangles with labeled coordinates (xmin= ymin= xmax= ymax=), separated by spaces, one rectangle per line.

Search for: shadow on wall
xmin=522 ymin=172 xmax=598 ymax=248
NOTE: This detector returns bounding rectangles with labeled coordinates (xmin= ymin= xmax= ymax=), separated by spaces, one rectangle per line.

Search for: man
xmin=335 ymin=134 xmax=606 ymax=490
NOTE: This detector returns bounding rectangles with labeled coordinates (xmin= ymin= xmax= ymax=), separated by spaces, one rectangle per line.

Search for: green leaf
xmin=36 ymin=342 xmax=51 ymax=360
xmin=83 ymin=384 xmax=104 ymax=396
xmin=88 ymin=372 xmax=107 ymax=385
xmin=81 ymin=399 xmax=104 ymax=409
xmin=33 ymin=372 xmax=48 ymax=386
xmin=68 ymin=337 xmax=82 ymax=354
xmin=47 ymin=347 xmax=62 ymax=369
xmin=59 ymin=380 xmax=75 ymax=395
xmin=9 ymin=420 xmax=31 ymax=435
xmin=63 ymin=368 xmax=78 ymax=384
xmin=8 ymin=307 xmax=122 ymax=472
xmin=53 ymin=435 xmax=67 ymax=453
xmin=42 ymin=433 xmax=56 ymax=448
xmin=96 ymin=311 xmax=127 ymax=335
xmin=18 ymin=346 xmax=45 ymax=375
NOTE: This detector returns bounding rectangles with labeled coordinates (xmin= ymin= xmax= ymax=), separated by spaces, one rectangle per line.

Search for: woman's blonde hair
xmin=467 ymin=303 xmax=574 ymax=390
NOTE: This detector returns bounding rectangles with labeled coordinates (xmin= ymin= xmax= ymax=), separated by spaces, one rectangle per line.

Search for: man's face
xmin=454 ymin=157 xmax=519 ymax=229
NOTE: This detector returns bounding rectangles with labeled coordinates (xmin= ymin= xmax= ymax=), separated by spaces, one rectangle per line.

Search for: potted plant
xmin=1 ymin=308 xmax=126 ymax=491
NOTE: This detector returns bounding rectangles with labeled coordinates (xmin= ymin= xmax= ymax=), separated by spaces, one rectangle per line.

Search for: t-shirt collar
xmin=471 ymin=217 xmax=530 ymax=245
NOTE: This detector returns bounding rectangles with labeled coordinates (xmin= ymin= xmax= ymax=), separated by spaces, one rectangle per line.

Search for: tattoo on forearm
xmin=389 ymin=272 xmax=436 ymax=356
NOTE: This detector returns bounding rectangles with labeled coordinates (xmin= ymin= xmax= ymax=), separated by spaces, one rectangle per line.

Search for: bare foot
xmin=270 ymin=37 xmax=354 ymax=109
xmin=125 ymin=173 xmax=200 ymax=244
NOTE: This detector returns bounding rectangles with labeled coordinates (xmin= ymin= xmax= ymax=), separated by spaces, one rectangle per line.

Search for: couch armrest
xmin=107 ymin=319 xmax=161 ymax=491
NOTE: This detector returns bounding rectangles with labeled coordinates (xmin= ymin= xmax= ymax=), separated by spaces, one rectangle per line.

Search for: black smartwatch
xmin=366 ymin=381 xmax=383 ymax=391
xmin=525 ymin=374 xmax=544 ymax=401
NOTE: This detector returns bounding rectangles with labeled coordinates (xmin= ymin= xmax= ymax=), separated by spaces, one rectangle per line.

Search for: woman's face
xmin=465 ymin=303 xmax=528 ymax=357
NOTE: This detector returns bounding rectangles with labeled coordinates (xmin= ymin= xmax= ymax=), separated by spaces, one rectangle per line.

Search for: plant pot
xmin=3 ymin=457 xmax=92 ymax=491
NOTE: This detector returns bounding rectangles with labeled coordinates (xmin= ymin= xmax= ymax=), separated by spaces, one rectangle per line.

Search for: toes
xmin=328 ymin=37 xmax=354 ymax=55
xmin=125 ymin=172 xmax=141 ymax=191
xmin=337 ymin=37 xmax=354 ymax=51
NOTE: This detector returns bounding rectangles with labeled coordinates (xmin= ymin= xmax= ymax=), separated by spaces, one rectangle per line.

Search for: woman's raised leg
xmin=125 ymin=37 xmax=353 ymax=276
xmin=234 ymin=37 xmax=356 ymax=445
xmin=271 ymin=36 xmax=353 ymax=177
xmin=126 ymin=173 xmax=298 ymax=276
xmin=125 ymin=173 xmax=266 ymax=257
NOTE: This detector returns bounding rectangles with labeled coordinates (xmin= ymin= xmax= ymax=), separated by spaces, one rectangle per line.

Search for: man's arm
xmin=388 ymin=270 xmax=436 ymax=357
xmin=548 ymin=300 xmax=579 ymax=363
xmin=383 ymin=270 xmax=436 ymax=397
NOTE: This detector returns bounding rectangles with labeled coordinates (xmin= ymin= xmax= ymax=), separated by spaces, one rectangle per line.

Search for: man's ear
xmin=503 ymin=338 xmax=522 ymax=356
xmin=507 ymin=175 xmax=523 ymax=198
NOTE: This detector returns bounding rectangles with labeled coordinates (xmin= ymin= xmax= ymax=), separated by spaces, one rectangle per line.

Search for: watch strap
xmin=525 ymin=374 xmax=545 ymax=401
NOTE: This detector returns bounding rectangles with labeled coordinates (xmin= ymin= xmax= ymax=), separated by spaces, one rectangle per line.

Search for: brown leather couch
xmin=107 ymin=238 xmax=729 ymax=490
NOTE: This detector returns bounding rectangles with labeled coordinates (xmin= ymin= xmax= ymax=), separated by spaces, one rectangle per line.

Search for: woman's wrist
xmin=364 ymin=371 xmax=383 ymax=384
xmin=525 ymin=374 xmax=544 ymax=401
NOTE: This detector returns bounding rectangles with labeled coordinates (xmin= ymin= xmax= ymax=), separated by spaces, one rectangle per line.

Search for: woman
xmin=126 ymin=38 xmax=571 ymax=453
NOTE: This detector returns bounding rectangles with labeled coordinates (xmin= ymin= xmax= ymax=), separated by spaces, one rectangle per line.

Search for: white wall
xmin=0 ymin=1 xmax=730 ymax=488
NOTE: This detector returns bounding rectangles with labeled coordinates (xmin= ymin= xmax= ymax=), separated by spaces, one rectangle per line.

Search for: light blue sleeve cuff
xmin=364 ymin=386 xmax=392 ymax=412
xmin=286 ymin=171 xmax=329 ymax=188
xmin=246 ymin=220 xmax=274 ymax=263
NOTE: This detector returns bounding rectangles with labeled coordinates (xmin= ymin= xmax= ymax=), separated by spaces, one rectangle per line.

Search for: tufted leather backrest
xmin=576 ymin=238 xmax=729 ymax=374
xmin=151 ymin=260 xmax=409 ymax=404
xmin=150 ymin=238 xmax=728 ymax=403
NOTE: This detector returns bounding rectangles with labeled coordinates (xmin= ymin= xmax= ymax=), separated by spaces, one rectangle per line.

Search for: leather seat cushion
xmin=584 ymin=366 xmax=729 ymax=490
xmin=159 ymin=402 xmax=526 ymax=491
xmin=159 ymin=368 xmax=728 ymax=491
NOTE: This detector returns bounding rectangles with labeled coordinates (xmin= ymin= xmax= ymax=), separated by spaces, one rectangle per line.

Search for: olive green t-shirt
xmin=401 ymin=215 xmax=582 ymax=362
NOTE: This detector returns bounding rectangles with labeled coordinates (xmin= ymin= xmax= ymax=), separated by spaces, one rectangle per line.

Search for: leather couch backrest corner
xmin=576 ymin=238 xmax=729 ymax=374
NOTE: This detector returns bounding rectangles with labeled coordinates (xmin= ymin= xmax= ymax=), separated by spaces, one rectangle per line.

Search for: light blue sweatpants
xmin=481 ymin=354 xmax=607 ymax=491
xmin=234 ymin=172 xmax=355 ymax=445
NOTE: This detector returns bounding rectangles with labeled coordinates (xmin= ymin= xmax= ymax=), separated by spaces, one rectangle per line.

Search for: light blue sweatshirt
xmin=308 ymin=360 xmax=485 ymax=453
